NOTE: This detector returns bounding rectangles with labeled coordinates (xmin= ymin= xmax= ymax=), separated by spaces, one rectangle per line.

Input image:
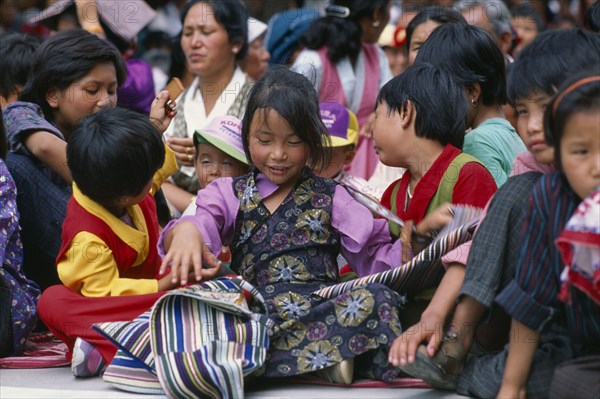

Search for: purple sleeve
xmin=158 ymin=178 xmax=239 ymax=258
xmin=332 ymin=185 xmax=403 ymax=276
xmin=3 ymin=102 xmax=64 ymax=154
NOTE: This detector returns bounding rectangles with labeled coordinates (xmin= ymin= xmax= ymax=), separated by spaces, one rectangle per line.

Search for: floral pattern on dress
xmin=269 ymin=256 xmax=310 ymax=283
xmin=273 ymin=291 xmax=312 ymax=320
xmin=238 ymin=181 xmax=260 ymax=212
xmin=311 ymin=193 xmax=332 ymax=208
xmin=295 ymin=209 xmax=331 ymax=243
xmin=270 ymin=233 xmax=290 ymax=251
xmin=306 ymin=321 xmax=328 ymax=341
xmin=0 ymin=161 xmax=40 ymax=355
xmin=272 ymin=320 xmax=307 ymax=350
xmin=239 ymin=254 xmax=255 ymax=281
xmin=334 ymin=288 xmax=375 ymax=327
xmin=348 ymin=333 xmax=376 ymax=355
xmin=294 ymin=179 xmax=314 ymax=205
xmin=230 ymin=169 xmax=404 ymax=381
xmin=297 ymin=340 xmax=343 ymax=373
xmin=238 ymin=220 xmax=258 ymax=243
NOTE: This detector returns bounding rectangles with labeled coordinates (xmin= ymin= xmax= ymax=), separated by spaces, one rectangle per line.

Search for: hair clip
xmin=325 ymin=5 xmax=350 ymax=18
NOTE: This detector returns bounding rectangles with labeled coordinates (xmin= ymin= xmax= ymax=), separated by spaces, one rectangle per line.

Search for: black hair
xmin=544 ymin=70 xmax=600 ymax=172
xmin=19 ymin=29 xmax=126 ymax=123
xmin=507 ymin=29 xmax=600 ymax=105
xmin=0 ymin=107 xmax=6 ymax=159
xmin=67 ymin=107 xmax=165 ymax=205
xmin=299 ymin=0 xmax=390 ymax=63
xmin=405 ymin=6 xmax=465 ymax=55
xmin=415 ymin=22 xmax=507 ymax=107
xmin=376 ymin=63 xmax=467 ymax=149
xmin=180 ymin=0 xmax=248 ymax=61
xmin=511 ymin=4 xmax=544 ymax=34
xmin=241 ymin=66 xmax=330 ymax=170
xmin=0 ymin=33 xmax=40 ymax=99
xmin=585 ymin=0 xmax=600 ymax=32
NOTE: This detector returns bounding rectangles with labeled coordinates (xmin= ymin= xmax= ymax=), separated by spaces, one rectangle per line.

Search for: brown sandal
xmin=398 ymin=329 xmax=466 ymax=391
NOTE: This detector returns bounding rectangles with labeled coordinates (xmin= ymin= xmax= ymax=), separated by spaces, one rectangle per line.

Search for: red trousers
xmin=38 ymin=285 xmax=165 ymax=363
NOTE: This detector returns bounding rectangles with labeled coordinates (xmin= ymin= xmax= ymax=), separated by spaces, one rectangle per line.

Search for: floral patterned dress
xmin=0 ymin=159 xmax=40 ymax=356
xmin=230 ymin=168 xmax=404 ymax=381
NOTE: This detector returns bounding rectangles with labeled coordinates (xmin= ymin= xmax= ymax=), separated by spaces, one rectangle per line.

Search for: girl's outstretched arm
xmin=160 ymin=221 xmax=221 ymax=286
xmin=24 ymin=132 xmax=71 ymax=183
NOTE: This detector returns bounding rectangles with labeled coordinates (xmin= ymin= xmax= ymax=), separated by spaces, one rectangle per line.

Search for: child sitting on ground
xmin=314 ymin=102 xmax=383 ymax=200
xmin=181 ymin=115 xmax=250 ymax=217
xmin=389 ymin=30 xmax=600 ymax=398
xmin=495 ymin=72 xmax=600 ymax=399
xmin=372 ymin=63 xmax=497 ymax=327
xmin=37 ymin=105 xmax=184 ymax=378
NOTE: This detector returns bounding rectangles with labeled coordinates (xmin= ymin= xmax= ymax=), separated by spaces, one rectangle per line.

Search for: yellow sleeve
xmin=151 ymin=144 xmax=178 ymax=196
xmin=57 ymin=231 xmax=159 ymax=297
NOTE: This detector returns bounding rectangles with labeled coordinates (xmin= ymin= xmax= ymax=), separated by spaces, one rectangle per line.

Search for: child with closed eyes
xmin=159 ymin=66 xmax=410 ymax=384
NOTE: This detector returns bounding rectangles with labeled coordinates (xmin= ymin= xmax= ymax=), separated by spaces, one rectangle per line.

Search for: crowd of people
xmin=1 ymin=0 xmax=599 ymax=398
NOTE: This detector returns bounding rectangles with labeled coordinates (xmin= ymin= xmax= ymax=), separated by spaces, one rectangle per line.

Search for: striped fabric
xmin=95 ymin=278 xmax=272 ymax=398
xmin=102 ymin=350 xmax=162 ymax=395
xmin=314 ymin=206 xmax=482 ymax=299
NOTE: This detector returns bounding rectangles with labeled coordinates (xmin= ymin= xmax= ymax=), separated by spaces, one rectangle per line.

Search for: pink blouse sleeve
xmin=332 ymin=185 xmax=403 ymax=277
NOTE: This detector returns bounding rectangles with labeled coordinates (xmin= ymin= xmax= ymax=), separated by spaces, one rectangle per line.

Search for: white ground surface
xmin=0 ymin=367 xmax=466 ymax=399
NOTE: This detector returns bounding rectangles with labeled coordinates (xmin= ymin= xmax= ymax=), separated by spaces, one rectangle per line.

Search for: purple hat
xmin=319 ymin=102 xmax=359 ymax=147
xmin=193 ymin=116 xmax=248 ymax=165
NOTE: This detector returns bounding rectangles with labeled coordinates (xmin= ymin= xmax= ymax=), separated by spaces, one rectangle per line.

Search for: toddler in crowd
xmin=181 ymin=115 xmax=250 ymax=217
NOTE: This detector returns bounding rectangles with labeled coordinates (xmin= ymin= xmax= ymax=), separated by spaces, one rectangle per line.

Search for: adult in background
xmin=292 ymin=0 xmax=393 ymax=180
xmin=162 ymin=0 xmax=253 ymax=214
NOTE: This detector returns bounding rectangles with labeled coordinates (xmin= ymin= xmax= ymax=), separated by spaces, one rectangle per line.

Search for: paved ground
xmin=0 ymin=367 xmax=465 ymax=399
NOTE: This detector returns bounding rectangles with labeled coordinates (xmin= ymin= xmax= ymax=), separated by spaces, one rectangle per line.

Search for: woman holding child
xmin=161 ymin=0 xmax=254 ymax=213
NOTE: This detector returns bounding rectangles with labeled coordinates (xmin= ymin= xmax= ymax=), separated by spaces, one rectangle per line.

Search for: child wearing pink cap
xmin=181 ymin=116 xmax=251 ymax=217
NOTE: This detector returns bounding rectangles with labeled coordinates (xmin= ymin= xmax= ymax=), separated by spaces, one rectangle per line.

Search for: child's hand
xmin=159 ymin=222 xmax=221 ymax=285
xmin=496 ymin=383 xmax=526 ymax=399
xmin=157 ymin=269 xmax=203 ymax=291
xmin=150 ymin=90 xmax=176 ymax=133
xmin=415 ymin=202 xmax=454 ymax=236
xmin=388 ymin=313 xmax=444 ymax=367
xmin=166 ymin=136 xmax=195 ymax=167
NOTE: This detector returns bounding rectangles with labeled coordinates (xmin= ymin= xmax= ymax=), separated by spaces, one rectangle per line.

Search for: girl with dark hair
xmin=0 ymin=107 xmax=40 ymax=358
xmin=160 ymin=67 xmax=413 ymax=385
xmin=161 ymin=0 xmax=254 ymax=214
xmin=3 ymin=29 xmax=126 ymax=292
xmin=416 ymin=23 xmax=526 ymax=188
xmin=291 ymin=0 xmax=393 ymax=180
